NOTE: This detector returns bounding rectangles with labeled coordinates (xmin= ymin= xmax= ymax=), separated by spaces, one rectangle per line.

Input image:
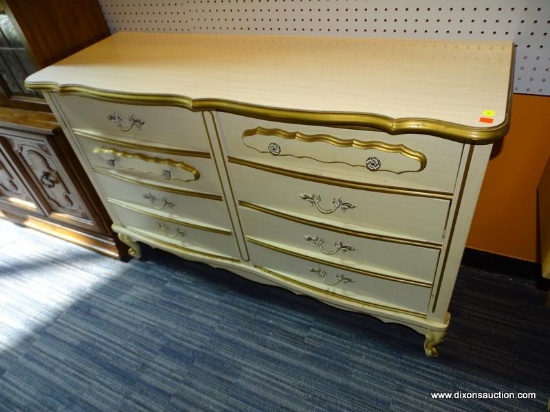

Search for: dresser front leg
xmin=424 ymin=329 xmax=446 ymax=357
xmin=118 ymin=233 xmax=141 ymax=259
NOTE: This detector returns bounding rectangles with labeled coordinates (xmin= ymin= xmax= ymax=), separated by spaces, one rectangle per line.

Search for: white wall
xmin=97 ymin=0 xmax=549 ymax=96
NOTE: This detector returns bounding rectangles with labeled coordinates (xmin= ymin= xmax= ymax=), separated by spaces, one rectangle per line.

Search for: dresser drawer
xmin=55 ymin=95 xmax=210 ymax=152
xmin=240 ymin=206 xmax=440 ymax=283
xmin=248 ymin=242 xmax=431 ymax=314
xmin=219 ymin=113 xmax=464 ymax=193
xmin=78 ymin=133 xmax=222 ymax=196
xmin=110 ymin=202 xmax=239 ymax=260
xmin=230 ymin=164 xmax=449 ymax=244
xmin=94 ymin=172 xmax=232 ymax=231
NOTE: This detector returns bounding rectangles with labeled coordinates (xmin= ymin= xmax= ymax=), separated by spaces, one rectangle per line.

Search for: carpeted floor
xmin=0 ymin=218 xmax=548 ymax=411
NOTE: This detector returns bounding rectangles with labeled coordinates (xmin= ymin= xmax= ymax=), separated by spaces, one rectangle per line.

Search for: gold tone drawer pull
xmin=304 ymin=235 xmax=355 ymax=255
xmin=143 ymin=193 xmax=176 ymax=210
xmin=300 ymin=193 xmax=356 ymax=214
xmin=156 ymin=222 xmax=186 ymax=238
xmin=93 ymin=147 xmax=200 ymax=182
xmin=108 ymin=112 xmax=145 ymax=132
xmin=309 ymin=267 xmax=355 ymax=286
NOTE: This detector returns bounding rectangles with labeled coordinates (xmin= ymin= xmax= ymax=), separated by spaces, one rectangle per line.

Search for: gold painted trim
xmin=242 ymin=126 xmax=427 ymax=174
xmin=93 ymin=147 xmax=201 ymax=181
xmin=75 ymin=129 xmax=211 ymax=158
xmin=203 ymin=111 xmax=251 ymax=262
xmin=255 ymin=265 xmax=427 ymax=319
xmin=240 ymin=201 xmax=442 ymax=249
xmin=248 ymin=237 xmax=433 ymax=288
xmin=229 ymin=157 xmax=453 ymax=200
xmin=431 ymin=146 xmax=475 ymax=312
xmin=108 ymin=198 xmax=232 ymax=235
xmin=24 ymin=83 xmax=510 ymax=144
xmin=122 ymin=226 xmax=241 ymax=263
xmin=93 ymin=167 xmax=223 ymax=201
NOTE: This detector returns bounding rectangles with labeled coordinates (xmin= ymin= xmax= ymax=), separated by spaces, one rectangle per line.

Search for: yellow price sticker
xmin=482 ymin=110 xmax=495 ymax=117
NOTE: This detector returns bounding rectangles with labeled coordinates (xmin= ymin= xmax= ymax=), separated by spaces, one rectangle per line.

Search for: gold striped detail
xmin=108 ymin=198 xmax=232 ymax=235
xmin=75 ymin=129 xmax=211 ymax=158
xmin=93 ymin=167 xmax=223 ymax=201
xmin=242 ymin=126 xmax=427 ymax=173
xmin=93 ymin=147 xmax=201 ymax=181
xmin=228 ymin=157 xmax=453 ymax=200
xmin=240 ymin=201 xmax=442 ymax=249
xmin=431 ymin=146 xmax=475 ymax=312
xmin=247 ymin=237 xmax=433 ymax=288
xmin=255 ymin=265 xmax=427 ymax=319
xmin=125 ymin=226 xmax=240 ymax=263
xmin=24 ymin=83 xmax=509 ymax=144
xmin=202 ymin=111 xmax=251 ymax=262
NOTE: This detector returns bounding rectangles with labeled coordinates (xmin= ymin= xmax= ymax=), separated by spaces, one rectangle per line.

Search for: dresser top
xmin=26 ymin=32 xmax=514 ymax=142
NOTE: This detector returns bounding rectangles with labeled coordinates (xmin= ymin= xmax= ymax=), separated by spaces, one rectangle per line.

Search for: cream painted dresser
xmin=26 ymin=32 xmax=514 ymax=356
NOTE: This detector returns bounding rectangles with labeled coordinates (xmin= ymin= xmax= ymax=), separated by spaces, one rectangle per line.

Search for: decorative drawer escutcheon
xmin=300 ymin=193 xmax=356 ymax=214
xmin=93 ymin=146 xmax=200 ymax=182
xmin=304 ymin=235 xmax=355 ymax=255
xmin=309 ymin=267 xmax=355 ymax=286
xmin=242 ymin=126 xmax=427 ymax=174
xmin=108 ymin=112 xmax=145 ymax=132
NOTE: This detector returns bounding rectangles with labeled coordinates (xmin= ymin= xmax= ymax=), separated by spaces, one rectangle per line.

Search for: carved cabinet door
xmin=5 ymin=133 xmax=99 ymax=231
xmin=0 ymin=145 xmax=43 ymax=214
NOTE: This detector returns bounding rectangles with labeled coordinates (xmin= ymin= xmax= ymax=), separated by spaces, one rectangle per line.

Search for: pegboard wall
xmin=98 ymin=0 xmax=549 ymax=96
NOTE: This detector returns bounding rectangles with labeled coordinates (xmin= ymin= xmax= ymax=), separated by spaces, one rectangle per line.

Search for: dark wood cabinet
xmin=0 ymin=1 xmax=126 ymax=258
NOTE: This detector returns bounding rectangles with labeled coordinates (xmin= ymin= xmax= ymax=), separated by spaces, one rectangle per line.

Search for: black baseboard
xmin=462 ymin=248 xmax=549 ymax=289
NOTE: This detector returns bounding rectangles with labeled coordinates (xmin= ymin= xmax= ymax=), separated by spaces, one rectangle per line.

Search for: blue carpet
xmin=0 ymin=218 xmax=548 ymax=411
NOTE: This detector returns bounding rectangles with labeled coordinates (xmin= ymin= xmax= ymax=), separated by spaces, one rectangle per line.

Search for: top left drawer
xmin=54 ymin=94 xmax=210 ymax=152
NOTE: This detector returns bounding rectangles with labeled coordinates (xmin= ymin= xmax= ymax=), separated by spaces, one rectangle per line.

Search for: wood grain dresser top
xmin=26 ymin=32 xmax=514 ymax=142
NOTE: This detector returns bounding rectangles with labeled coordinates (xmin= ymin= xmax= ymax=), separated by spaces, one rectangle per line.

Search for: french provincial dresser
xmin=26 ymin=32 xmax=514 ymax=355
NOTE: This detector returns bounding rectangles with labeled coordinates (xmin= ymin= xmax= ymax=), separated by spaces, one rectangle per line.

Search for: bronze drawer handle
xmin=309 ymin=267 xmax=355 ymax=286
xmin=143 ymin=193 xmax=176 ymax=210
xmin=156 ymin=222 xmax=186 ymax=238
xmin=108 ymin=112 xmax=145 ymax=132
xmin=300 ymin=193 xmax=356 ymax=214
xmin=304 ymin=235 xmax=355 ymax=255
xmin=93 ymin=147 xmax=200 ymax=182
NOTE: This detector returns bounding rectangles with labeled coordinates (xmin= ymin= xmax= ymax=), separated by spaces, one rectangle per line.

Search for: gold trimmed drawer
xmin=240 ymin=205 xmax=440 ymax=283
xmin=219 ymin=113 xmax=464 ymax=194
xmin=55 ymin=94 xmax=211 ymax=152
xmin=77 ymin=132 xmax=222 ymax=196
xmin=94 ymin=172 xmax=232 ymax=231
xmin=109 ymin=201 xmax=240 ymax=260
xmin=229 ymin=163 xmax=450 ymax=244
xmin=248 ymin=241 xmax=431 ymax=315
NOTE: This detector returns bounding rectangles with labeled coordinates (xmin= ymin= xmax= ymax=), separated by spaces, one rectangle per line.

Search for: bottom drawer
xmin=248 ymin=242 xmax=431 ymax=315
xmin=110 ymin=202 xmax=240 ymax=260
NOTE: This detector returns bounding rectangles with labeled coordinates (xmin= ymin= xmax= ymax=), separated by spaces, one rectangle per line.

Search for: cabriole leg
xmin=118 ymin=233 xmax=141 ymax=259
xmin=424 ymin=329 xmax=446 ymax=357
